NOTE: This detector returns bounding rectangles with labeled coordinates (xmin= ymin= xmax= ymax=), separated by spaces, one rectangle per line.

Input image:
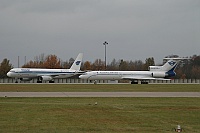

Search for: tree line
xmin=1 ymin=54 xmax=200 ymax=79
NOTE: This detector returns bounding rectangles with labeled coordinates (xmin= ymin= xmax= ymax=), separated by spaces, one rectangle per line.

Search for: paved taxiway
xmin=0 ymin=92 xmax=200 ymax=97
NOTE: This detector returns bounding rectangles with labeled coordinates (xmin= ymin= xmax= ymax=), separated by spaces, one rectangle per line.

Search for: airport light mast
xmin=103 ymin=41 xmax=108 ymax=70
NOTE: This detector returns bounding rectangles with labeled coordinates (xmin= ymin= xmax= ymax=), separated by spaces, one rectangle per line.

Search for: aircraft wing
xmin=122 ymin=76 xmax=171 ymax=81
xmin=36 ymin=71 xmax=85 ymax=78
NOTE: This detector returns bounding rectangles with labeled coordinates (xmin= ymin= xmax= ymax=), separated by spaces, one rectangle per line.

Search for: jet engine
xmin=151 ymin=72 xmax=167 ymax=78
xmin=39 ymin=76 xmax=53 ymax=81
xmin=19 ymin=78 xmax=33 ymax=81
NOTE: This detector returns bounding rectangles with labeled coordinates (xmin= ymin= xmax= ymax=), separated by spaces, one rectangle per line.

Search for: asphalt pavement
xmin=0 ymin=92 xmax=200 ymax=97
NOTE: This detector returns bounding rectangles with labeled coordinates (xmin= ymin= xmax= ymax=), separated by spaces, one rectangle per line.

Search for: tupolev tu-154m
xmin=79 ymin=58 xmax=187 ymax=84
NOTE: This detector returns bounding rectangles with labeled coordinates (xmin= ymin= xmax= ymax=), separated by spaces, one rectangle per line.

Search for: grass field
xmin=0 ymin=84 xmax=199 ymax=132
xmin=0 ymin=97 xmax=200 ymax=133
xmin=0 ymin=84 xmax=200 ymax=92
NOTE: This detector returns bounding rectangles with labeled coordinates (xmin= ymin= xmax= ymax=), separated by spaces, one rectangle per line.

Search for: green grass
xmin=0 ymin=97 xmax=200 ymax=133
xmin=0 ymin=84 xmax=200 ymax=92
xmin=1 ymin=84 xmax=199 ymax=132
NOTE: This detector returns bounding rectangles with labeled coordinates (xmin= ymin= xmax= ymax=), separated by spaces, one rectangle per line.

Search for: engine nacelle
xmin=20 ymin=78 xmax=33 ymax=81
xmin=39 ymin=76 xmax=53 ymax=81
xmin=151 ymin=72 xmax=167 ymax=78
xmin=149 ymin=66 xmax=162 ymax=71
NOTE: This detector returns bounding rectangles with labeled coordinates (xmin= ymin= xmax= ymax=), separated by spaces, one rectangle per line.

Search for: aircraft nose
xmin=7 ymin=72 xmax=11 ymax=77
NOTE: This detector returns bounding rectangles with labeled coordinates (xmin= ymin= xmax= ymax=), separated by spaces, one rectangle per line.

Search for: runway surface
xmin=0 ymin=92 xmax=200 ymax=97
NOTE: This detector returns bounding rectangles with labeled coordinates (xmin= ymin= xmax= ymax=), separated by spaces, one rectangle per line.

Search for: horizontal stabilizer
xmin=163 ymin=58 xmax=190 ymax=60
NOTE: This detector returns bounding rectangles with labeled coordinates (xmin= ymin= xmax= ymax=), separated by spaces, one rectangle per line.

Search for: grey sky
xmin=0 ymin=0 xmax=199 ymax=67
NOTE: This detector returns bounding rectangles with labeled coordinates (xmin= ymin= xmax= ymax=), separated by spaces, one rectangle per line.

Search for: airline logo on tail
xmin=76 ymin=61 xmax=81 ymax=65
xmin=168 ymin=61 xmax=176 ymax=66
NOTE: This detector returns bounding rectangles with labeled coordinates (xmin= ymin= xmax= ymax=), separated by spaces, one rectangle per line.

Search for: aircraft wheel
xmin=131 ymin=81 xmax=138 ymax=84
xmin=49 ymin=80 xmax=54 ymax=83
xmin=37 ymin=81 xmax=42 ymax=83
xmin=141 ymin=81 xmax=148 ymax=84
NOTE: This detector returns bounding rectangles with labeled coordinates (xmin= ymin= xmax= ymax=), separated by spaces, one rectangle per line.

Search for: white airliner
xmin=7 ymin=53 xmax=83 ymax=83
xmin=79 ymin=59 xmax=182 ymax=84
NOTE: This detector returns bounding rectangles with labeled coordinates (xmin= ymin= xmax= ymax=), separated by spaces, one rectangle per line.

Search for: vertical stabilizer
xmin=161 ymin=60 xmax=179 ymax=71
xmin=70 ymin=53 xmax=83 ymax=71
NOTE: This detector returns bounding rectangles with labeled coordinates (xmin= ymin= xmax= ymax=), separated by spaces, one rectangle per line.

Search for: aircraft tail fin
xmin=149 ymin=60 xmax=179 ymax=72
xmin=162 ymin=58 xmax=190 ymax=71
xmin=69 ymin=53 xmax=83 ymax=71
xmin=149 ymin=58 xmax=190 ymax=78
xmin=161 ymin=60 xmax=179 ymax=72
xmin=150 ymin=58 xmax=190 ymax=72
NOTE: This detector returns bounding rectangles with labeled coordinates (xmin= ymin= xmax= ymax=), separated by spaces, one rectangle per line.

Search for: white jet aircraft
xmin=79 ymin=59 xmax=183 ymax=84
xmin=7 ymin=53 xmax=83 ymax=83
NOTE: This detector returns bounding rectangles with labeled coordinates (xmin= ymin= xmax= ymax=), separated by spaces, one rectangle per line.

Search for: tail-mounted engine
xmin=151 ymin=72 xmax=167 ymax=78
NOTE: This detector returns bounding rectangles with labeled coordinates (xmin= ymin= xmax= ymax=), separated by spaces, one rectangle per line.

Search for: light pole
xmin=18 ymin=56 xmax=19 ymax=68
xmin=103 ymin=41 xmax=108 ymax=70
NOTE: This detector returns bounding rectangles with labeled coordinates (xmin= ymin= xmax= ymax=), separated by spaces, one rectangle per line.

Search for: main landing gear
xmin=49 ymin=80 xmax=55 ymax=83
xmin=141 ymin=81 xmax=148 ymax=84
xmin=131 ymin=80 xmax=149 ymax=84
xmin=36 ymin=80 xmax=54 ymax=83
xmin=36 ymin=80 xmax=55 ymax=83
xmin=36 ymin=77 xmax=54 ymax=83
xmin=131 ymin=81 xmax=138 ymax=84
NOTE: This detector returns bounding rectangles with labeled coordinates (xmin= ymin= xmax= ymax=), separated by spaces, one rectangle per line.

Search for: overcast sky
xmin=0 ymin=0 xmax=199 ymax=67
